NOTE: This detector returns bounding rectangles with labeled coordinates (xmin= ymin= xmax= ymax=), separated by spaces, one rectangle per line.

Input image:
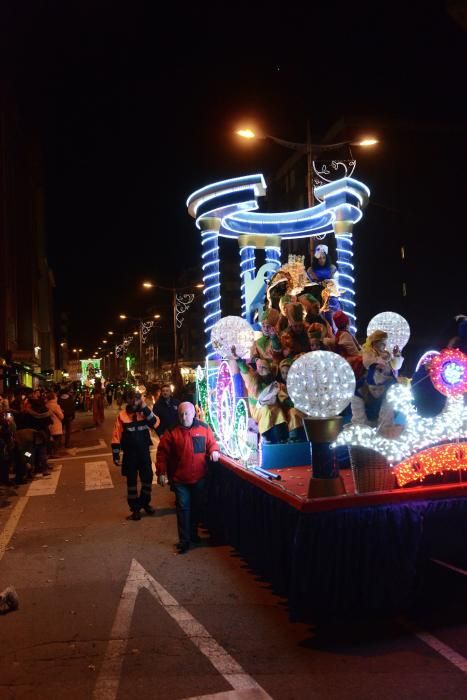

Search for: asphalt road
xmin=0 ymin=405 xmax=466 ymax=699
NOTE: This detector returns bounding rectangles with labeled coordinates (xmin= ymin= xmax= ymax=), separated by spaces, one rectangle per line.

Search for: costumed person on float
xmin=298 ymin=292 xmax=335 ymax=347
xmin=253 ymin=307 xmax=283 ymax=362
xmin=280 ymin=302 xmax=311 ymax=359
xmin=333 ymin=310 xmax=364 ymax=378
xmin=350 ymin=363 xmax=402 ymax=438
xmin=361 ymin=329 xmax=403 ymax=374
xmin=277 ymin=358 xmax=306 ymax=441
xmin=230 ymin=349 xmax=288 ymax=444
xmin=277 ymin=294 xmax=296 ymax=333
xmin=319 ymin=279 xmax=342 ymax=332
xmin=307 ymin=322 xmax=326 ymax=351
xmin=305 ymin=243 xmax=337 ymax=304
xmin=111 ymin=390 xmax=160 ymax=520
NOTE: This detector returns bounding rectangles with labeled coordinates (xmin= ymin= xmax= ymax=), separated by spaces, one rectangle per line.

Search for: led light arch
xmin=188 ymin=174 xmax=369 ymax=348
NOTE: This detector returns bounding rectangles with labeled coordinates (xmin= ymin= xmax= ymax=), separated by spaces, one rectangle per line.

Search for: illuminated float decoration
xmin=188 ymin=174 xmax=466 ymax=485
xmin=334 ymin=350 xmax=467 ymax=486
xmin=367 ymin=311 xmax=411 ymax=351
xmin=188 ymin=174 xmax=370 ymax=459
xmin=287 ymin=351 xmax=355 ymax=418
xmin=428 ymin=348 xmax=467 ymax=398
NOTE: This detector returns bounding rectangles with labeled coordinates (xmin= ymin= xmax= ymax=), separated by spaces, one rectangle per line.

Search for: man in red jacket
xmin=156 ymin=402 xmax=219 ymax=553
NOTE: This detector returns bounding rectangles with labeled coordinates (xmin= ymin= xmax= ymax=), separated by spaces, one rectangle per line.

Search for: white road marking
xmin=0 ymin=497 xmax=29 ymax=562
xmin=184 ymin=690 xmax=271 ymax=700
xmin=416 ymin=631 xmax=467 ymax=675
xmin=85 ymin=461 xmax=114 ymax=491
xmin=27 ymin=466 xmax=62 ymax=496
xmin=49 ymin=452 xmax=112 ymax=462
xmin=93 ymin=559 xmax=272 ymax=700
xmin=66 ymin=438 xmax=107 ymax=456
xmin=431 ymin=558 xmax=467 ymax=576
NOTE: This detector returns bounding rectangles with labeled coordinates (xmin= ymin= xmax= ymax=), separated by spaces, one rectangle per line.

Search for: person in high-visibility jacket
xmin=111 ymin=390 xmax=160 ymax=521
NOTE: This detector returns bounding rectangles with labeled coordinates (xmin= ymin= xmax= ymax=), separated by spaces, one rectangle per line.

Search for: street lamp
xmin=236 ymin=125 xmax=378 ymax=206
xmin=72 ymin=348 xmax=83 ymax=363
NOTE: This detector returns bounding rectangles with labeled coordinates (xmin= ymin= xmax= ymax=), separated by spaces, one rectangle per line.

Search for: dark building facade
xmin=0 ymin=81 xmax=56 ymax=391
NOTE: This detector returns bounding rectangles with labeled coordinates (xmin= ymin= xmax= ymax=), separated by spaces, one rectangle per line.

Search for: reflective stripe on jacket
xmin=111 ymin=407 xmax=159 ymax=453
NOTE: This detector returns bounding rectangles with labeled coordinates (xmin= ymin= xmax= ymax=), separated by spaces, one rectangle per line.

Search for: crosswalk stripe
xmin=27 ymin=466 xmax=62 ymax=496
xmin=85 ymin=461 xmax=114 ymax=491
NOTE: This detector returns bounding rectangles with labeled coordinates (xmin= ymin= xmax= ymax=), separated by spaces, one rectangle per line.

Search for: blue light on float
xmin=187 ymin=174 xmax=370 ymax=456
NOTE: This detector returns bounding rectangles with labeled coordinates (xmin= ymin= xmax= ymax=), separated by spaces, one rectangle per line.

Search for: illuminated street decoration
xmin=334 ymin=382 xmax=467 ymax=465
xmin=429 ymin=348 xmax=467 ymax=398
xmin=141 ymin=320 xmax=154 ymax=344
xmin=80 ymin=358 xmax=101 ymax=381
xmin=175 ymin=294 xmax=195 ymax=329
xmin=115 ymin=334 xmax=134 ymax=358
xmin=393 ymin=442 xmax=467 ymax=487
xmin=313 ymin=159 xmax=357 ymax=188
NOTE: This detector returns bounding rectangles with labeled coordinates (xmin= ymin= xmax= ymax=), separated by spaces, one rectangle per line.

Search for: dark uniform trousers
xmin=123 ymin=451 xmax=153 ymax=512
xmin=112 ymin=407 xmax=158 ymax=514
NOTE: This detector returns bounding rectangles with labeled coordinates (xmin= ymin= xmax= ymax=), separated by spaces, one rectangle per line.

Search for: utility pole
xmin=173 ymin=288 xmax=178 ymax=366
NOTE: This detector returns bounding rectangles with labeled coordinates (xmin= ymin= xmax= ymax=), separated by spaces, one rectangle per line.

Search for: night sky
xmin=1 ymin=1 xmax=465 ymax=357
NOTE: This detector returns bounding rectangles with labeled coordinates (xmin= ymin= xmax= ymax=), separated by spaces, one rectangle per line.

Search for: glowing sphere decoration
xmin=367 ymin=312 xmax=410 ymax=351
xmin=429 ymin=348 xmax=467 ymax=398
xmin=287 ymin=350 xmax=356 ymax=418
xmin=211 ymin=316 xmax=255 ymax=359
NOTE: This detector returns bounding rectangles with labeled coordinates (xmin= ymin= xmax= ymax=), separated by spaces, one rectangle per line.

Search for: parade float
xmin=186 ymin=174 xmax=467 ymax=621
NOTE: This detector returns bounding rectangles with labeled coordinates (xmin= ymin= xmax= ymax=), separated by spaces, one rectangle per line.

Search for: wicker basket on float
xmin=349 ymin=446 xmax=396 ymax=494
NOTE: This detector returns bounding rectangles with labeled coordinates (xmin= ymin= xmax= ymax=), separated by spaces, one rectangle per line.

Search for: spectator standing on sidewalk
xmin=156 ymin=402 xmax=219 ymax=554
xmin=46 ymin=391 xmax=64 ymax=455
xmin=21 ymin=397 xmax=52 ymax=476
xmin=111 ymin=390 xmax=160 ymax=521
xmin=154 ymin=383 xmax=179 ymax=437
xmin=58 ymin=387 xmax=75 ymax=448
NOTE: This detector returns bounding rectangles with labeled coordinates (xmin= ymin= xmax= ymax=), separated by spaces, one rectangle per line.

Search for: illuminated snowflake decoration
xmin=429 ymin=348 xmax=467 ymax=398
xmin=334 ymin=382 xmax=467 ymax=465
xmin=287 ymin=351 xmax=355 ymax=418
xmin=211 ymin=316 xmax=255 ymax=359
xmin=367 ymin=312 xmax=411 ymax=351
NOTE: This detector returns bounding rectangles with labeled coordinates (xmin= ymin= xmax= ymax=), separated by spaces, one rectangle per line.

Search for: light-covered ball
xmin=367 ymin=311 xmax=410 ymax=351
xmin=287 ymin=350 xmax=356 ymax=418
xmin=211 ymin=316 xmax=255 ymax=359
